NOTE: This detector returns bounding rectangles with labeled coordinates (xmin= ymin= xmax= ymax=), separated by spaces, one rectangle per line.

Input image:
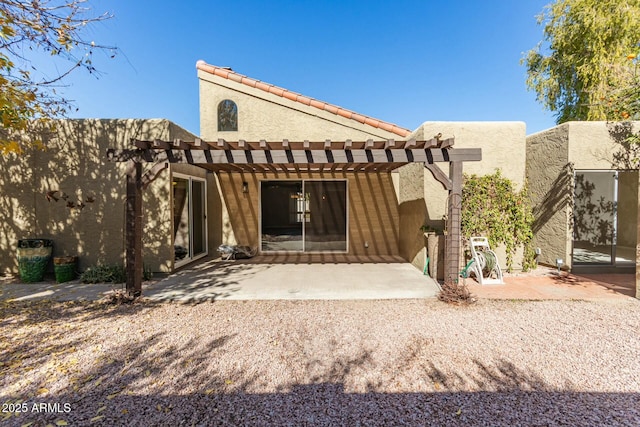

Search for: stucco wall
xmin=198 ymin=70 xmax=401 ymax=142
xmin=567 ymin=121 xmax=640 ymax=169
xmin=526 ymin=124 xmax=572 ymax=268
xmin=199 ymin=70 xmax=405 ymax=259
xmin=397 ymin=121 xmax=527 ymax=271
xmin=396 ymin=163 xmax=428 ymax=271
xmin=0 ymin=119 xmax=196 ymax=275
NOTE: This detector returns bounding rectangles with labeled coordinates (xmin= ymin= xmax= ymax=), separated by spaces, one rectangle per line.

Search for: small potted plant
xmin=53 ymin=255 xmax=78 ymax=283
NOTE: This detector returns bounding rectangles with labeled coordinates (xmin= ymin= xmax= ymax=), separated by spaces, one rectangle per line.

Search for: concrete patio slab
xmin=143 ymin=256 xmax=441 ymax=302
xmin=0 ymin=256 xmax=441 ymax=302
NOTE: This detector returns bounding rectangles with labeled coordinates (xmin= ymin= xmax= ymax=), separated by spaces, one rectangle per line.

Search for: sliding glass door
xmin=572 ymin=170 xmax=637 ymax=266
xmin=260 ymin=181 xmax=304 ymax=251
xmin=572 ymin=170 xmax=617 ymax=265
xmin=260 ymin=180 xmax=347 ymax=252
xmin=173 ymin=174 xmax=207 ymax=266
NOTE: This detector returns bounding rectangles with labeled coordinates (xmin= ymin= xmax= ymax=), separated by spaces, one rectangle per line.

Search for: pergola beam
xmin=424 ymin=162 xmax=452 ymax=191
xmin=107 ymin=147 xmax=481 ymax=165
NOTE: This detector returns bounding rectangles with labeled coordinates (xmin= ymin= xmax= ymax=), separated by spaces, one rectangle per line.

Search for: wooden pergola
xmin=107 ymin=137 xmax=482 ymax=296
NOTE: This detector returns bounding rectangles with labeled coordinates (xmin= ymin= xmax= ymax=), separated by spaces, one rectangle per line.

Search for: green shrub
xmin=461 ymin=170 xmax=536 ymax=272
xmin=81 ymin=263 xmax=153 ymax=283
xmin=81 ymin=264 xmax=126 ymax=284
xmin=143 ymin=265 xmax=153 ymax=281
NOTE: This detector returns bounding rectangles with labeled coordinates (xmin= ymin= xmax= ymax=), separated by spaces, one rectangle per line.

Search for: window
xmin=217 ymin=99 xmax=238 ymax=131
xmin=261 ymin=180 xmax=348 ymax=252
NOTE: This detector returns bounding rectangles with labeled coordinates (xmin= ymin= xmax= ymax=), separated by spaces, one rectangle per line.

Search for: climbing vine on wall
xmin=461 ymin=170 xmax=536 ymax=272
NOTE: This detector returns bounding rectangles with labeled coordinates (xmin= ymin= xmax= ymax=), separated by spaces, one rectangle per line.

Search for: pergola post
xmin=636 ymin=171 xmax=640 ymax=299
xmin=125 ymin=161 xmax=143 ymax=297
xmin=445 ymin=161 xmax=463 ymax=282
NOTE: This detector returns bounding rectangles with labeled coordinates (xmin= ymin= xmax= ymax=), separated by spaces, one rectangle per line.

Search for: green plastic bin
xmin=17 ymin=239 xmax=53 ymax=282
xmin=54 ymin=256 xmax=77 ymax=283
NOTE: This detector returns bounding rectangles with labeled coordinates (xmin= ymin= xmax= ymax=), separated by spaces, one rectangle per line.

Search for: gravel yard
xmin=1 ymin=298 xmax=639 ymax=426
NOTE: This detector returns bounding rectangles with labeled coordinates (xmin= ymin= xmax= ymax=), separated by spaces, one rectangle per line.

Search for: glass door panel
xmin=304 ymin=181 xmax=347 ymax=252
xmin=573 ymin=171 xmax=617 ymax=265
xmin=192 ymin=180 xmax=206 ymax=257
xmin=173 ymin=177 xmax=191 ymax=262
xmin=173 ymin=175 xmax=207 ymax=265
xmin=261 ymin=181 xmax=304 ymax=251
xmin=615 ymin=171 xmax=637 ymax=264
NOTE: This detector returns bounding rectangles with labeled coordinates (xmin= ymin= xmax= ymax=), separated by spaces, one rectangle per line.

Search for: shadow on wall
xmin=205 ymin=173 xmax=223 ymax=256
xmin=0 ymin=119 xmax=184 ymax=275
xmin=532 ymin=163 xmax=574 ymax=236
xmin=0 ymin=138 xmax=35 ymax=275
xmin=398 ymin=198 xmax=428 ymax=269
xmin=216 ymin=171 xmax=259 ymax=249
xmin=216 ymin=171 xmax=400 ymax=256
xmin=608 ymin=121 xmax=640 ymax=170
xmin=349 ymin=172 xmax=399 ymax=256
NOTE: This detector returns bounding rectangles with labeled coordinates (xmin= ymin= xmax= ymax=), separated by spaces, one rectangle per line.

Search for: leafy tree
xmin=610 ymin=53 xmax=639 ymax=120
xmin=523 ymin=0 xmax=640 ymax=123
xmin=0 ymin=0 xmax=116 ymax=154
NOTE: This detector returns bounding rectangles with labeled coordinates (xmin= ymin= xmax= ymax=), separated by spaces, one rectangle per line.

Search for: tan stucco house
xmin=1 ymin=61 xmax=636 ymax=288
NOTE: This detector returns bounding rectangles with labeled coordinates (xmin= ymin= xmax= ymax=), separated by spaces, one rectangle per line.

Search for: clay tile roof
xmin=196 ymin=60 xmax=411 ymax=137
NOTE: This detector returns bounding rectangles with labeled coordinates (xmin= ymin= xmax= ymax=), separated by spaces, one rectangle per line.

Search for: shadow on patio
xmin=145 ymin=255 xmax=439 ymax=302
xmin=239 ymin=254 xmax=409 ymax=264
xmin=466 ymin=267 xmax=636 ymax=300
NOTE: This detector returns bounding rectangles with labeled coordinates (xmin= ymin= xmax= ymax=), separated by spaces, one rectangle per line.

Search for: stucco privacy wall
xmin=526 ymin=121 xmax=640 ymax=269
xmin=399 ymin=121 xmax=527 ymax=272
xmin=567 ymin=121 xmax=640 ymax=169
xmin=526 ymin=124 xmax=572 ymax=268
xmin=0 ymin=119 xmax=197 ymax=275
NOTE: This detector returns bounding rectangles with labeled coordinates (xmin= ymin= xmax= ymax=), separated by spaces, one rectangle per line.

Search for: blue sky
xmin=56 ymin=0 xmax=555 ymax=136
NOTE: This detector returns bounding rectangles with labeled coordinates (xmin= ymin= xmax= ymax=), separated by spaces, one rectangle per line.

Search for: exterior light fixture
xmin=242 ymin=181 xmax=248 ymax=193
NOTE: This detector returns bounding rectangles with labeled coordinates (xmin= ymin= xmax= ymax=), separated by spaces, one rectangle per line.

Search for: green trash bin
xmin=17 ymin=239 xmax=53 ymax=282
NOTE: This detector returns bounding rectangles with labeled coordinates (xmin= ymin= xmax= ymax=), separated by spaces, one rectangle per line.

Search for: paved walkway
xmin=468 ymin=268 xmax=636 ymax=300
xmin=0 ymin=256 xmax=441 ymax=303
xmin=0 ymin=259 xmax=636 ymax=303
